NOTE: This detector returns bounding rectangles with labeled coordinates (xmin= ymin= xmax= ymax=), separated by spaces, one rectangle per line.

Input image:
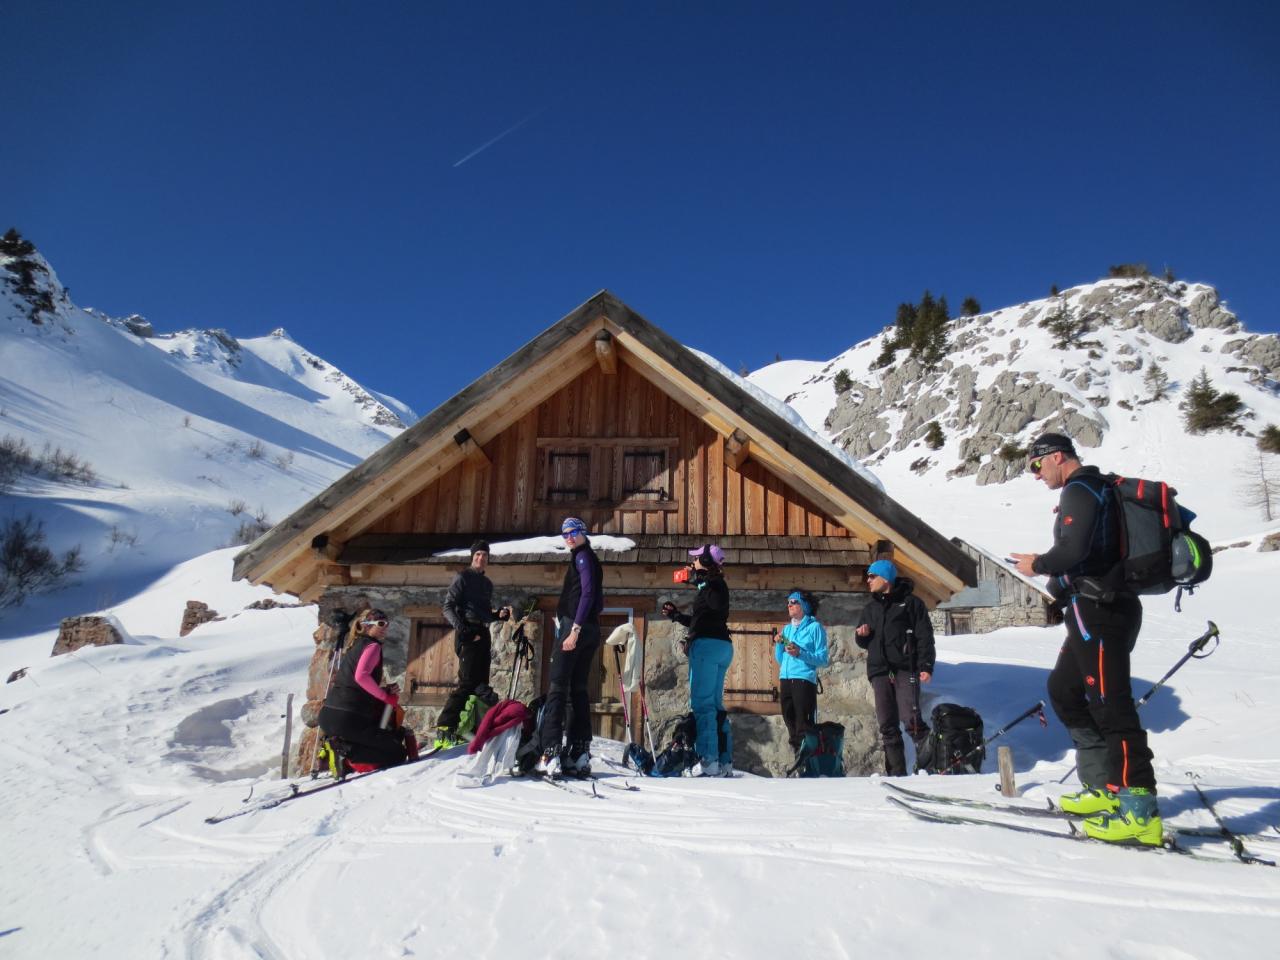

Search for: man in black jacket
xmin=1011 ymin=432 xmax=1161 ymax=845
xmin=436 ymin=540 xmax=509 ymax=748
xmin=855 ymin=559 xmax=934 ymax=776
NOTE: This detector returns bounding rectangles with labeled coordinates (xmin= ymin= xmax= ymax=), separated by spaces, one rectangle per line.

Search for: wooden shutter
xmin=405 ymin=616 xmax=458 ymax=706
xmin=723 ymin=618 xmax=780 ymax=715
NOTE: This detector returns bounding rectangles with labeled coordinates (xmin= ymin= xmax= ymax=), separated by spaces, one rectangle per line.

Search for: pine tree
xmin=1180 ymin=367 xmax=1244 ymax=434
xmin=923 ymin=421 xmax=944 ymax=450
xmin=1143 ymin=362 xmax=1170 ymax=401
xmin=833 ymin=369 xmax=853 ymax=393
xmin=960 ymin=297 xmax=981 ymax=316
xmin=1260 ymin=424 xmax=1280 ymax=455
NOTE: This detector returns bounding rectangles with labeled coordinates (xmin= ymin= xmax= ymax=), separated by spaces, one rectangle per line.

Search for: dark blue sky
xmin=7 ymin=2 xmax=1278 ymax=416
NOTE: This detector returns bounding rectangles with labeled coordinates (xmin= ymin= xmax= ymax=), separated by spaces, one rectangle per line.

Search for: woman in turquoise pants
xmin=662 ymin=544 xmax=733 ymax=777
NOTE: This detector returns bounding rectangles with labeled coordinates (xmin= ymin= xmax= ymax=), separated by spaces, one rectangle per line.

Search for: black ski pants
xmin=779 ymin=678 xmax=818 ymax=751
xmin=436 ymin=630 xmax=492 ymax=730
xmin=870 ymin=670 xmax=929 ymax=776
xmin=535 ymin=619 xmax=601 ymax=754
xmin=318 ymin=705 xmax=407 ymax=768
xmin=1047 ymin=593 xmax=1154 ymax=792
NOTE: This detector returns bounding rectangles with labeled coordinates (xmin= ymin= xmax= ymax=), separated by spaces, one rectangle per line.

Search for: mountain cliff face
xmin=752 ymin=276 xmax=1280 ymax=543
xmin=821 ymin=277 xmax=1277 ymax=483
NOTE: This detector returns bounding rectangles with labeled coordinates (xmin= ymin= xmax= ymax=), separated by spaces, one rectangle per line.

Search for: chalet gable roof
xmin=233 ymin=291 xmax=976 ymax=602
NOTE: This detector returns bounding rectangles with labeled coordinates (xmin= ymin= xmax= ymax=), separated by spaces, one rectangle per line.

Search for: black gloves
xmin=661 ymin=601 xmax=677 ymax=620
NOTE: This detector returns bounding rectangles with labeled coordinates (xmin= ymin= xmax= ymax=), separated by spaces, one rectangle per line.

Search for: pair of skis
xmin=532 ymin=771 xmax=640 ymax=799
xmin=204 ymin=742 xmax=466 ymax=824
xmin=883 ymin=780 xmax=1276 ymax=866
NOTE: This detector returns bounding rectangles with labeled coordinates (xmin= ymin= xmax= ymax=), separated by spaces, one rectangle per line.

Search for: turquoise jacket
xmin=774 ymin=616 xmax=829 ymax=684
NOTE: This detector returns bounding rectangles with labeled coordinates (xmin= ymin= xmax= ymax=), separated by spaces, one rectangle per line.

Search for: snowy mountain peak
xmin=1 ymin=233 xmax=415 ymax=587
xmin=269 ymin=327 xmax=291 ymax=339
xmin=751 ymin=272 xmax=1280 ymax=541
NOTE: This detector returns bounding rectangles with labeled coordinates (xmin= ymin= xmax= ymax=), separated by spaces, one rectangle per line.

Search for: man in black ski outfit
xmin=855 ymin=559 xmax=935 ymax=776
xmin=436 ymin=541 xmax=510 ymax=747
xmin=1011 ymin=432 xmax=1162 ymax=845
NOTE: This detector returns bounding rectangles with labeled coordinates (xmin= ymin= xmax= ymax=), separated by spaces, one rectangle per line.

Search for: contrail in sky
xmin=453 ymin=107 xmax=545 ymax=168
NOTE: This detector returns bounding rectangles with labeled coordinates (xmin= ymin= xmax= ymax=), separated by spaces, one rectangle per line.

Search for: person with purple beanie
xmin=533 ymin=517 xmax=604 ymax=777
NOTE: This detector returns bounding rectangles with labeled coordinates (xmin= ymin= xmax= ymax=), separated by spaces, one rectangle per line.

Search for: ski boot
xmin=1058 ymin=786 xmax=1119 ymax=816
xmin=534 ymin=749 xmax=562 ymax=778
xmin=561 ymin=741 xmax=592 ymax=778
xmin=686 ymin=758 xmax=721 ymax=777
xmin=1082 ymin=788 xmax=1162 ymax=846
xmin=432 ymin=726 xmax=462 ymax=750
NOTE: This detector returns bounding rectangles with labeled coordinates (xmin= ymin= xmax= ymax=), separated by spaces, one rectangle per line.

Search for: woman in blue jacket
xmin=775 ymin=590 xmax=830 ymax=756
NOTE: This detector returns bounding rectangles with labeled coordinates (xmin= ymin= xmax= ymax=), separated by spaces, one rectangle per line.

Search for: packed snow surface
xmin=2 ymin=545 xmax=1278 ymax=958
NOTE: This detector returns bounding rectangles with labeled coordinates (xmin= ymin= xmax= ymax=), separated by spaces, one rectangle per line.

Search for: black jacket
xmin=443 ymin=567 xmax=500 ymax=639
xmin=854 ymin=577 xmax=935 ymax=679
xmin=324 ymin=634 xmax=384 ymax=719
xmin=1031 ymin=465 xmax=1122 ymax=581
xmin=671 ymin=573 xmax=731 ymax=642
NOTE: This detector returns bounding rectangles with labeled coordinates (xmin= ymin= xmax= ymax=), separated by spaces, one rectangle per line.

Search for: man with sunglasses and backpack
xmin=1010 ymin=432 xmax=1161 ymax=846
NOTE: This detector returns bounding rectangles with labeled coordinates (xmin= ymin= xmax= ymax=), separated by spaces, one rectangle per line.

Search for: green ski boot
xmin=1082 ymin=788 xmax=1162 ymax=846
xmin=1058 ymin=787 xmax=1119 ymax=816
xmin=433 ymin=726 xmax=461 ymax=750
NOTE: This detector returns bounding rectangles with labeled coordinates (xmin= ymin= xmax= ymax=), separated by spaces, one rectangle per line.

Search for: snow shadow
xmin=1159 ymin=783 xmax=1280 ymax=834
xmin=922 ymin=660 xmax=1193 ymax=770
xmin=168 ymin=695 xmax=276 ymax=782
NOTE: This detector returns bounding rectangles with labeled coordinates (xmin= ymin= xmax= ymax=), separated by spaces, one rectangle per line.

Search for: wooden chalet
xmin=234 ymin=292 xmax=976 ymax=773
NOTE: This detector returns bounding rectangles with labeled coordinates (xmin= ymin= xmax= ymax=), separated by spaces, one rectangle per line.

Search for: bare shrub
xmin=1 ymin=514 xmax=84 ymax=608
xmin=272 ymin=451 xmax=295 ymax=471
xmin=230 ymin=507 xmax=272 ymax=546
xmin=227 ymin=499 xmax=247 ymax=516
xmin=246 ymin=440 xmax=265 ymax=460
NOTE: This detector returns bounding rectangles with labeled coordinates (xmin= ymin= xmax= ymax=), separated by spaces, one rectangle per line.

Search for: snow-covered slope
xmin=4 ymin=252 xmax=1280 ymax=958
xmin=0 ymin=241 xmax=413 ymax=632
xmin=751 ymin=276 xmax=1280 ymax=545
xmin=1 ymin=548 xmax=1278 ymax=959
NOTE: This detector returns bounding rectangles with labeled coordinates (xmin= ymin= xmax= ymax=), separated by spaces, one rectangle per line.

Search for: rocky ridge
xmin=811 ymin=277 xmax=1279 ymax=486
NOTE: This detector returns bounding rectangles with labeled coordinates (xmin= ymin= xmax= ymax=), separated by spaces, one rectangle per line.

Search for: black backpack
xmin=650 ymin=713 xmax=699 ymax=777
xmin=1107 ymin=474 xmax=1212 ymax=607
xmin=916 ymin=703 xmax=984 ymax=775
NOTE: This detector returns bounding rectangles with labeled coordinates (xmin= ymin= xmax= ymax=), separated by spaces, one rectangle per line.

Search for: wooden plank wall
xmin=369 ymin=362 xmax=852 ymax=539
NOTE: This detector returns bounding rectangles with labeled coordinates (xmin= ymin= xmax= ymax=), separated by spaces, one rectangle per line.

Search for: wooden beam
xmin=595 ymin=329 xmax=618 ymax=374
xmin=337 ymin=562 xmax=870 ymax=593
xmin=724 ymin=429 xmax=750 ymax=471
xmin=453 ymin=428 xmax=492 ymax=468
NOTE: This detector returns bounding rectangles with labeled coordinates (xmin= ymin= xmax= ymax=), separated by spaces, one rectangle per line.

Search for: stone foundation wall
xmin=303 ymin=583 xmax=892 ymax=779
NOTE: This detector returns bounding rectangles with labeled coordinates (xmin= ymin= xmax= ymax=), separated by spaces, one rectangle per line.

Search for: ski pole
xmin=938 ymin=700 xmax=1046 ymax=775
xmin=1057 ymin=620 xmax=1219 ymax=784
xmin=612 ymin=645 xmax=634 ymax=743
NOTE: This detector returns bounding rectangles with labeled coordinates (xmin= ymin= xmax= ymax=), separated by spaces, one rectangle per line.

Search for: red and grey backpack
xmin=1107 ymin=474 xmax=1212 ymax=609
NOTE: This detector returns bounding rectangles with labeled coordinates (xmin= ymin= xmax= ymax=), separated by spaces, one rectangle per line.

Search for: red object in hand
xmin=673 ymin=567 xmax=691 ymax=583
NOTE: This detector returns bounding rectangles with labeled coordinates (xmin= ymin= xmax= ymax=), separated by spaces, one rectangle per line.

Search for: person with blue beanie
xmin=775 ymin=590 xmax=830 ymax=757
xmin=855 ymin=558 xmax=936 ymax=776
